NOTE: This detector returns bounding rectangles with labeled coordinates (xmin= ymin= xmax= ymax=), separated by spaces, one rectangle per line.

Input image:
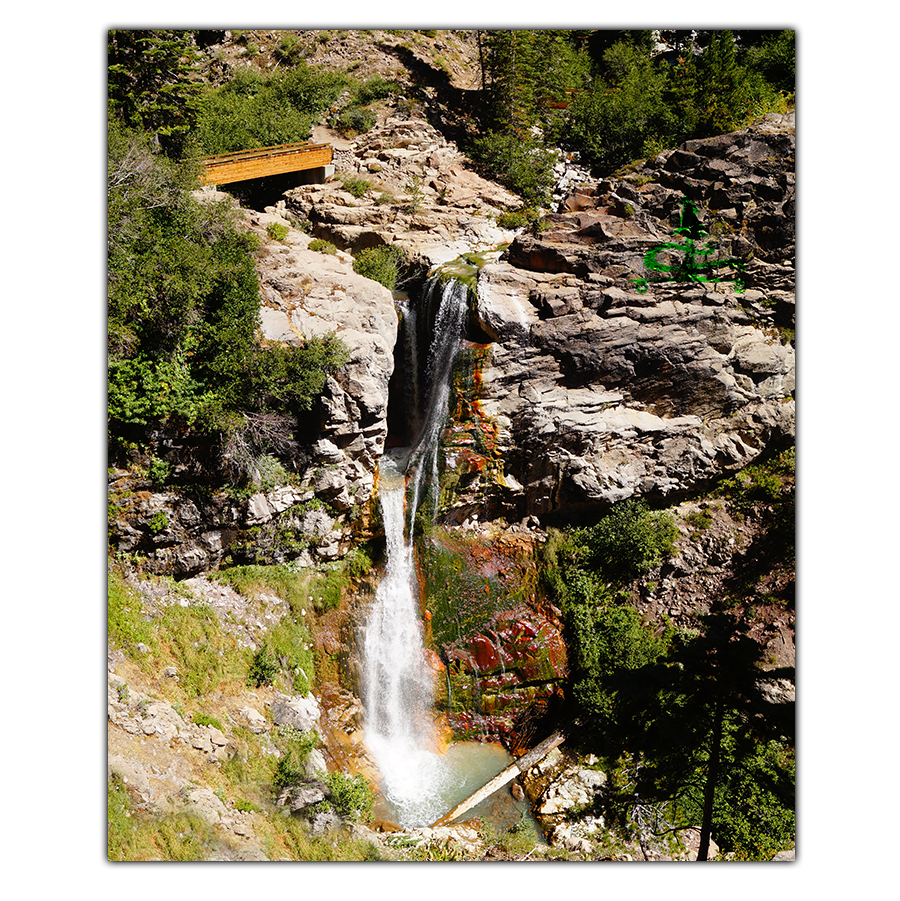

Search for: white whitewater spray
xmin=361 ymin=276 xmax=468 ymax=826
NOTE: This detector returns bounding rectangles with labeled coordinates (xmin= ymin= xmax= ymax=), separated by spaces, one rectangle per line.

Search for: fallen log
xmin=430 ymin=730 xmax=565 ymax=828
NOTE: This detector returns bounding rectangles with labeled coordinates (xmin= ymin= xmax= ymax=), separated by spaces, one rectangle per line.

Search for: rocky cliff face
xmin=444 ymin=113 xmax=795 ymax=525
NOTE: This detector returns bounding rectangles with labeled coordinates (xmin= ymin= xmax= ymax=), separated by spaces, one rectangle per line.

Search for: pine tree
xmin=108 ymin=29 xmax=202 ymax=153
xmin=479 ymin=29 xmax=540 ymax=135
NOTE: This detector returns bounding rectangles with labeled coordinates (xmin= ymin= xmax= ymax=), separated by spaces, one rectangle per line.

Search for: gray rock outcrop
xmin=439 ymin=114 xmax=796 ymax=524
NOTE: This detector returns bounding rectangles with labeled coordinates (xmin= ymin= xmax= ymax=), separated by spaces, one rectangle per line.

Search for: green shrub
xmin=685 ymin=508 xmax=714 ymax=533
xmin=354 ymin=75 xmax=401 ymax=104
xmin=496 ymin=207 xmax=540 ymax=230
xmin=248 ymin=644 xmax=279 ymax=687
xmin=193 ymin=712 xmax=225 ymax=731
xmin=275 ymin=33 xmax=305 ymax=64
xmin=147 ymin=510 xmax=169 ymax=535
xmin=340 ymin=175 xmax=372 ymax=198
xmin=107 ymin=118 xmax=348 ymax=446
xmin=467 ymin=131 xmax=556 ymax=207
xmin=273 ymin=726 xmax=320 ymax=789
xmin=147 ymin=455 xmax=172 ymax=486
xmin=582 ymin=499 xmax=678 ymax=583
xmin=319 ymin=772 xmax=375 ymax=823
xmin=404 ymin=175 xmax=424 ymax=217
xmin=330 ymin=105 xmax=376 ymax=137
xmin=253 ymin=453 xmax=288 ymax=490
xmin=352 ymin=245 xmax=405 ymax=291
xmin=194 ymin=64 xmax=350 ymax=155
xmin=266 ymin=221 xmax=289 ymax=242
xmin=308 ymin=238 xmax=338 ymax=254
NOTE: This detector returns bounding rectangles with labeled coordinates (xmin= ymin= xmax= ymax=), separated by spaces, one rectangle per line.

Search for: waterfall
xmin=361 ymin=276 xmax=468 ymax=826
xmin=407 ymin=277 xmax=468 ymax=531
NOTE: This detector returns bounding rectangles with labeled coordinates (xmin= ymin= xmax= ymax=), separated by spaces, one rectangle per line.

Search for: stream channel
xmin=360 ymin=276 xmax=544 ymax=841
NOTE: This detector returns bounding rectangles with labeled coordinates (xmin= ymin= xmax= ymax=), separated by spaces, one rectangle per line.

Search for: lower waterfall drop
xmin=361 ymin=276 xmax=468 ymax=827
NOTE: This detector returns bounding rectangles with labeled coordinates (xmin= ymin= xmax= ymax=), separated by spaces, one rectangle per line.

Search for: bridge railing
xmin=198 ymin=141 xmax=333 ymax=186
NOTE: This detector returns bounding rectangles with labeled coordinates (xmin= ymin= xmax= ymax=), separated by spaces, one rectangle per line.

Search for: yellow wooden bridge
xmin=199 ymin=141 xmax=333 ymax=186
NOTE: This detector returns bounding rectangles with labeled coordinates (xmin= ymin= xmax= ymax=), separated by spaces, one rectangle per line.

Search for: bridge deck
xmin=200 ymin=142 xmax=332 ymax=186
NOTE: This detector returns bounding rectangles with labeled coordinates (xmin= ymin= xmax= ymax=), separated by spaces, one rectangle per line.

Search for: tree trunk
xmin=697 ymin=696 xmax=723 ymax=861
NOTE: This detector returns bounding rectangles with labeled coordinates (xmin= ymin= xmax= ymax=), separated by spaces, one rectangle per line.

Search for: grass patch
xmin=155 ymin=600 xmax=250 ymax=699
xmin=108 ymin=775 xmax=216 ymax=861
xmin=108 ymin=570 xmax=153 ymax=651
xmin=263 ymin=814 xmax=383 ymax=861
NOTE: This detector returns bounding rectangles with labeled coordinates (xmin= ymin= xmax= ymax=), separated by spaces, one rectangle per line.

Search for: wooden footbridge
xmin=199 ymin=141 xmax=333 ymax=186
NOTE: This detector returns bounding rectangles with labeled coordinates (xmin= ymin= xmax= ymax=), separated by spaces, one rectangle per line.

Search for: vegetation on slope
xmin=467 ymin=29 xmax=793 ymax=205
xmin=539 ymin=448 xmax=795 ymax=860
xmin=106 ymin=29 xmax=795 ymax=860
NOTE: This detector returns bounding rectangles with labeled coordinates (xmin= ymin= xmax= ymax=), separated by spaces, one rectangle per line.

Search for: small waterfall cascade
xmin=361 ymin=275 xmax=468 ymax=826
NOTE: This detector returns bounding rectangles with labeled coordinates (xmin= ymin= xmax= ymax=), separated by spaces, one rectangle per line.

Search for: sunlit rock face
xmin=439 ymin=114 xmax=795 ymax=526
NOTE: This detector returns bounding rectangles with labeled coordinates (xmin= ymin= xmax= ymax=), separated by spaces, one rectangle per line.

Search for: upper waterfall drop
xmin=360 ymin=274 xmax=469 ymax=827
xmin=406 ymin=276 xmax=469 ymax=531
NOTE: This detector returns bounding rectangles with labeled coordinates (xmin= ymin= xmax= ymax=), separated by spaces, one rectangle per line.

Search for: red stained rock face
xmin=443 ymin=609 xmax=568 ymax=745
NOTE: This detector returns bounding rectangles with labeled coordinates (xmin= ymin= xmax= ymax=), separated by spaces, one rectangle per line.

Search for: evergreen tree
xmin=621 ymin=612 xmax=795 ymax=860
xmin=566 ymin=40 xmax=675 ymax=172
xmin=479 ymin=29 xmax=541 ymax=135
xmin=107 ymin=29 xmax=202 ymax=153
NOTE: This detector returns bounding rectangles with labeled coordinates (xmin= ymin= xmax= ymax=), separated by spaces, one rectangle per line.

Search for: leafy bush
xmin=193 ymin=712 xmax=225 ymax=731
xmin=147 ymin=455 xmax=172 ymax=486
xmin=275 ymin=33 xmax=306 ymax=64
xmin=319 ymin=772 xmax=375 ymax=823
xmin=248 ymin=645 xmax=279 ymax=686
xmin=467 ymin=131 xmax=556 ymax=207
xmin=352 ymin=245 xmax=405 ymax=290
xmin=340 ymin=175 xmax=372 ymax=198
xmin=308 ymin=238 xmax=338 ymax=254
xmin=496 ymin=207 xmax=541 ymax=230
xmin=565 ymin=41 xmax=676 ymax=173
xmin=354 ymin=75 xmax=402 ymax=104
xmin=581 ymin=499 xmax=677 ymax=583
xmin=685 ymin=508 xmax=714 ymax=533
xmin=147 ymin=510 xmax=169 ymax=534
xmin=703 ymin=739 xmax=795 ymax=860
xmin=330 ymin=105 xmax=376 ymax=137
xmin=273 ymin=726 xmax=320 ymax=789
xmin=194 ymin=64 xmax=350 ymax=154
xmin=107 ymin=117 xmax=349 ymax=447
xmin=713 ymin=449 xmax=792 ymax=512
xmin=266 ymin=221 xmax=289 ymax=241
xmin=743 ymin=30 xmax=795 ymax=94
